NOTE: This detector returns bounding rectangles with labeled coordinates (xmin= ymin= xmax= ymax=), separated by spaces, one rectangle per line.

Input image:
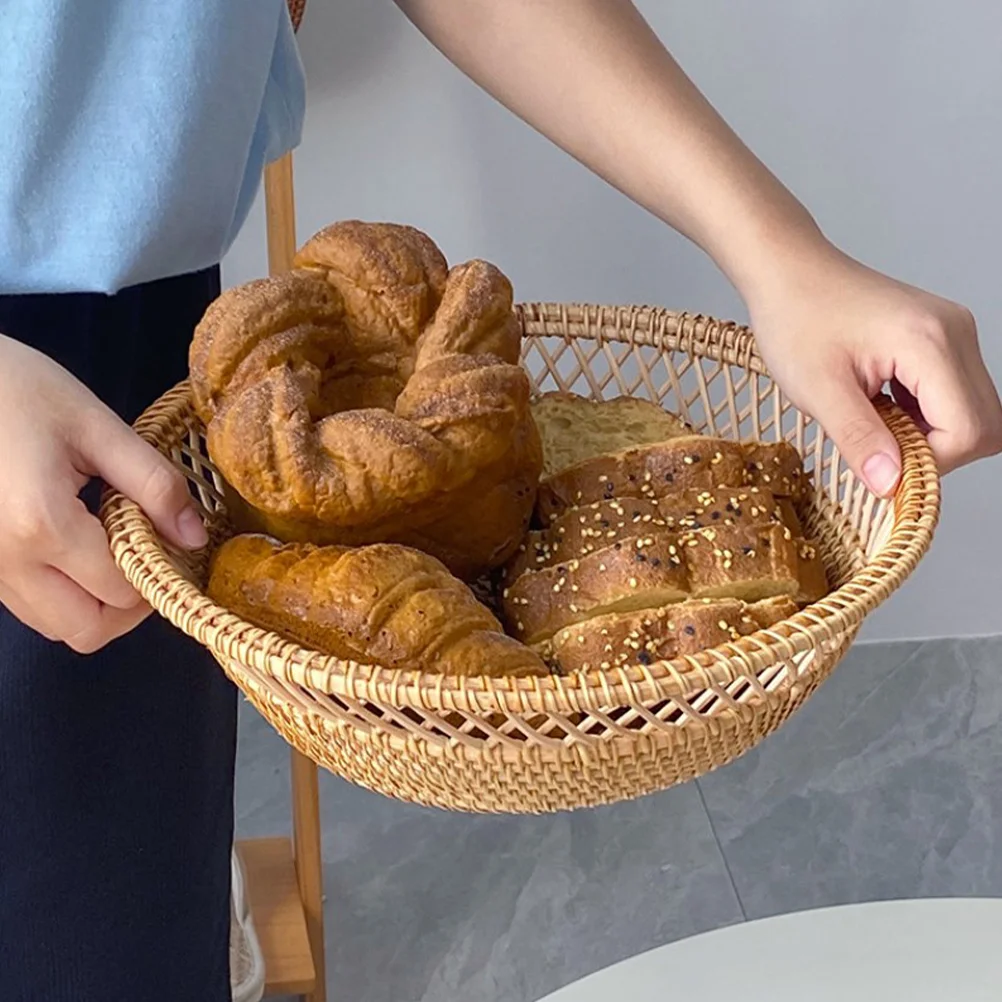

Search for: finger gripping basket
xmin=102 ymin=304 xmax=939 ymax=814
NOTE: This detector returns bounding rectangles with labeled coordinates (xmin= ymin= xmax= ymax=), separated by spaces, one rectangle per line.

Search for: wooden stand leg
xmin=249 ymin=151 xmax=327 ymax=1000
xmin=264 ymin=153 xmax=299 ymax=274
xmin=292 ymin=751 xmax=327 ymax=1002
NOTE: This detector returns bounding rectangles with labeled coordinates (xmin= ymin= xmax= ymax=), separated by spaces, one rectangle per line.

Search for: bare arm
xmin=396 ymin=0 xmax=820 ymax=295
xmin=395 ymin=0 xmax=1002 ymax=489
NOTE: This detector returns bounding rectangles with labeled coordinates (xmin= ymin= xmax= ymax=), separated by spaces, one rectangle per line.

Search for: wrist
xmin=717 ymin=202 xmax=836 ymax=312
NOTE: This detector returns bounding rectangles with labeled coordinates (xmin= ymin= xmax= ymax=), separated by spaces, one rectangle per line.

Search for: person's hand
xmin=0 ymin=334 xmax=208 ymax=652
xmin=745 ymin=241 xmax=1002 ymax=495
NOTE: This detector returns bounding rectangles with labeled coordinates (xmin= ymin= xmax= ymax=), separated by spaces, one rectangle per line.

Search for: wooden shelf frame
xmin=236 ymin=153 xmax=328 ymax=1002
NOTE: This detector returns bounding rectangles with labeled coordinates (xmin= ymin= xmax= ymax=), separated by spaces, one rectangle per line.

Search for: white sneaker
xmin=230 ymin=847 xmax=266 ymax=1002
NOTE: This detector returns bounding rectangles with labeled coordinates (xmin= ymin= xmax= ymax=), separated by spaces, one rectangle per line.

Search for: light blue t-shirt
xmin=0 ymin=1 xmax=306 ymax=295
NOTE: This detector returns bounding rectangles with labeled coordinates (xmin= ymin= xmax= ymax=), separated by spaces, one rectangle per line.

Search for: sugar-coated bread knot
xmin=189 ymin=221 xmax=542 ymax=579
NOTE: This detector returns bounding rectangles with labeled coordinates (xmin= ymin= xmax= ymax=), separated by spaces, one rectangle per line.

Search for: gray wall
xmin=224 ymin=0 xmax=1002 ymax=642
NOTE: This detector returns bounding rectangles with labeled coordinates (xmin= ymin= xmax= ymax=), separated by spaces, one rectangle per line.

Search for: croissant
xmin=207 ymin=534 xmax=549 ymax=678
xmin=189 ymin=221 xmax=543 ymax=579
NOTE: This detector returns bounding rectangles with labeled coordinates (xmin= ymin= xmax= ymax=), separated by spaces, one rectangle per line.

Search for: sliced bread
xmin=682 ymin=522 xmax=800 ymax=601
xmin=535 ymin=436 xmax=749 ymax=520
xmin=531 ymin=392 xmax=690 ymax=477
xmin=505 ymin=487 xmax=785 ymax=584
xmin=538 ymin=595 xmax=799 ymax=673
xmin=502 ymin=534 xmax=689 ymax=645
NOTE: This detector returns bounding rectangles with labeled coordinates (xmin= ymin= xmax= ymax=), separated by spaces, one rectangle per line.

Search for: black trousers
xmin=0 ymin=270 xmax=236 ymax=1001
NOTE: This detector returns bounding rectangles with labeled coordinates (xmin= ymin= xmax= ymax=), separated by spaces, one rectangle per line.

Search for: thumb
xmin=808 ymin=375 xmax=902 ymax=497
xmin=77 ymin=407 xmax=208 ymax=549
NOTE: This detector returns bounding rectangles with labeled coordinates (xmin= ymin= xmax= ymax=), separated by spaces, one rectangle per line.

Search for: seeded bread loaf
xmin=535 ymin=436 xmax=749 ymax=521
xmin=504 ymin=487 xmax=784 ymax=584
xmin=743 ymin=442 xmax=807 ymax=501
xmin=208 ymin=534 xmax=548 ymax=677
xmin=503 ymin=534 xmax=690 ymax=645
xmin=539 ymin=595 xmax=799 ymax=673
xmin=495 ymin=396 xmax=824 ymax=668
xmin=503 ymin=521 xmax=807 ymax=645
xmin=682 ymin=523 xmax=800 ymax=600
xmin=536 ymin=435 xmax=808 ymax=522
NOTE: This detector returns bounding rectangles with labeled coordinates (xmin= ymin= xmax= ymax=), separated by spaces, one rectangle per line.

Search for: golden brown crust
xmin=506 ymin=497 xmax=668 ymax=584
xmin=414 ymin=260 xmax=521 ymax=368
xmin=507 ymin=488 xmax=785 ymax=584
xmin=682 ymin=523 xmax=800 ymax=600
xmin=743 ymin=441 xmax=807 ymax=500
xmin=189 ymin=221 xmax=542 ymax=579
xmin=502 ymin=519 xmax=805 ymax=644
xmin=539 ymin=596 xmax=799 ymax=673
xmin=535 ymin=437 xmax=810 ymax=523
xmin=503 ymin=535 xmax=690 ymax=645
xmin=534 ymin=436 xmax=748 ymax=521
xmin=293 ymin=220 xmax=448 ymax=340
xmin=207 ymin=534 xmax=548 ymax=677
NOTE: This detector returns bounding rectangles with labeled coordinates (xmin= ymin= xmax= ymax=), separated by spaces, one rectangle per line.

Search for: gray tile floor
xmin=235 ymin=636 xmax=1002 ymax=1002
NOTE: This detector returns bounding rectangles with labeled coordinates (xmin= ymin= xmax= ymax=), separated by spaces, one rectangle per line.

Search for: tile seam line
xmin=695 ymin=778 xmax=749 ymax=922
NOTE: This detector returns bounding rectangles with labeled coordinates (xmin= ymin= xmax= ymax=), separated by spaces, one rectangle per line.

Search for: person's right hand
xmin=0 ymin=334 xmax=208 ymax=653
xmin=744 ymin=241 xmax=1002 ymax=493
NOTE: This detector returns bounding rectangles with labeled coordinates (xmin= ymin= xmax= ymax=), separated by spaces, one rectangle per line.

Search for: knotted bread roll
xmin=189 ymin=221 xmax=542 ymax=579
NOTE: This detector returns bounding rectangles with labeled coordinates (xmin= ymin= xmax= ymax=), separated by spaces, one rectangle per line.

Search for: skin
xmin=2 ymin=0 xmax=999 ymax=652
xmin=395 ymin=0 xmax=1002 ymax=484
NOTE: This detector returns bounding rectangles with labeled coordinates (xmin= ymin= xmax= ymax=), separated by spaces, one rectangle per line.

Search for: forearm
xmin=395 ymin=0 xmax=828 ymax=300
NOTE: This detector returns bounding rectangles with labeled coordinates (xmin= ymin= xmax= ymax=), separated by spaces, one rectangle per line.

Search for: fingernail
xmin=862 ymin=452 xmax=901 ymax=497
xmin=176 ymin=507 xmax=209 ymax=549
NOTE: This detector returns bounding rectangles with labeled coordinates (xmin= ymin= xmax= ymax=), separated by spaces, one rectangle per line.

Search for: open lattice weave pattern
xmin=101 ymin=304 xmax=940 ymax=813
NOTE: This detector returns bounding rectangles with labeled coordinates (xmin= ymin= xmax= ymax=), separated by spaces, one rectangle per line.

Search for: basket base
xmin=223 ymin=633 xmax=853 ymax=814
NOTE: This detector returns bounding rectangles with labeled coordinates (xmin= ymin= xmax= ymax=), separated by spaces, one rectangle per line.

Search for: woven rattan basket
xmin=102 ymin=304 xmax=939 ymax=814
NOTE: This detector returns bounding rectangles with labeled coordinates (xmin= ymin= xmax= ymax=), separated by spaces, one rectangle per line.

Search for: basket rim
xmin=101 ymin=302 xmax=940 ymax=714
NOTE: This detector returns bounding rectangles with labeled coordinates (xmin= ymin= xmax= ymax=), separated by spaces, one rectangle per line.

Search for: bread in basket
xmin=102 ymin=237 xmax=939 ymax=812
xmin=189 ymin=221 xmax=541 ymax=580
